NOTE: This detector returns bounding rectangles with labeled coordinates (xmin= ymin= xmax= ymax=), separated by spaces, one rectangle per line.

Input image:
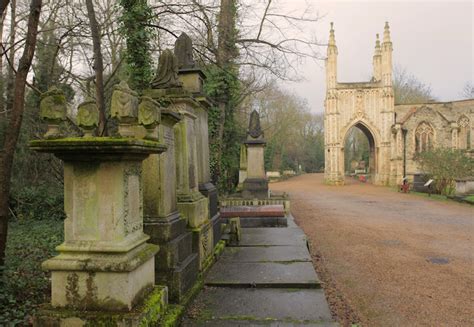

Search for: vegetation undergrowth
xmin=0 ymin=218 xmax=63 ymax=325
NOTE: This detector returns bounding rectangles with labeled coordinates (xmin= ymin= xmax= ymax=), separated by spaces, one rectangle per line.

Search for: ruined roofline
xmin=394 ymin=98 xmax=474 ymax=107
xmin=336 ymin=80 xmax=383 ymax=89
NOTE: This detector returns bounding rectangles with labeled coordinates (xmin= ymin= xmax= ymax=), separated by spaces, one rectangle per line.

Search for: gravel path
xmin=270 ymin=173 xmax=474 ymax=327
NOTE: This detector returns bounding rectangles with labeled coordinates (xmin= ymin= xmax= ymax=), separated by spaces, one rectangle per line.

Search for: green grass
xmin=409 ymin=191 xmax=449 ymax=202
xmin=1 ymin=218 xmax=63 ymax=325
xmin=464 ymin=195 xmax=474 ymax=203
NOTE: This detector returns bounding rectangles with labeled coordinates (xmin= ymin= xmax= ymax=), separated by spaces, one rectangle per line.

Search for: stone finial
xmin=77 ymin=99 xmax=99 ymax=137
xmin=375 ymin=34 xmax=381 ymax=52
xmin=328 ymin=22 xmax=336 ymax=46
xmin=248 ymin=110 xmax=264 ymax=139
xmin=151 ymin=49 xmax=182 ymax=89
xmin=383 ymin=21 xmax=391 ymax=43
xmin=40 ymin=87 xmax=67 ymax=138
xmin=111 ymin=80 xmax=139 ymax=137
xmin=174 ymin=32 xmax=196 ymax=69
xmin=138 ymin=96 xmax=161 ymax=140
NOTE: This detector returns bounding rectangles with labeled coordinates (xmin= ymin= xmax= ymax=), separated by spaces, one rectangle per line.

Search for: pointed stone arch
xmin=458 ymin=115 xmax=470 ymax=149
xmin=414 ymin=121 xmax=435 ymax=153
xmin=342 ymin=120 xmax=379 ymax=177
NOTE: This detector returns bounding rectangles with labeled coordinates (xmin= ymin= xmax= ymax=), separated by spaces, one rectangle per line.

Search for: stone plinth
xmin=30 ymin=138 xmax=166 ymax=319
xmin=242 ymin=139 xmax=268 ymax=199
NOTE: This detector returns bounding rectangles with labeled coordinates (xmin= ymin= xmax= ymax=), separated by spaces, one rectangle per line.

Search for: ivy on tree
xmin=118 ymin=0 xmax=153 ymax=92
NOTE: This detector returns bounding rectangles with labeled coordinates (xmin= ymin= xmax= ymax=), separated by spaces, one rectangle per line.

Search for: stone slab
xmin=238 ymin=227 xmax=307 ymax=247
xmin=287 ymin=214 xmax=298 ymax=227
xmin=223 ymin=216 xmax=287 ymax=228
xmin=219 ymin=246 xmax=311 ymax=263
xmin=221 ymin=205 xmax=285 ymax=218
xmin=183 ymin=288 xmax=333 ymax=324
xmin=205 ymin=261 xmax=320 ymax=288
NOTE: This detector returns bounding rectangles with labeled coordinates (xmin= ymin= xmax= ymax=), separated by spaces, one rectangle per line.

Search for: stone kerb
xmin=31 ymin=85 xmax=168 ymax=326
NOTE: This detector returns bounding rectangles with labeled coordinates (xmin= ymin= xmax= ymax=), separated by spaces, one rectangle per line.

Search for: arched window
xmin=415 ymin=122 xmax=434 ymax=153
xmin=458 ymin=115 xmax=470 ymax=149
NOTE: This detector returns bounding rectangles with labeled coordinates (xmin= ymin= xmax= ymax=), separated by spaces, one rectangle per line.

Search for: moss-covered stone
xmin=34 ymin=286 xmax=168 ymax=327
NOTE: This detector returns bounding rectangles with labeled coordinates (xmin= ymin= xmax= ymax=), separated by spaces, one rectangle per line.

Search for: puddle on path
xmin=427 ymin=257 xmax=450 ymax=265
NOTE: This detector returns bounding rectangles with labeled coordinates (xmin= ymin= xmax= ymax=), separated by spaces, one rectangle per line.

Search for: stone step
xmin=221 ymin=205 xmax=285 ymax=218
xmin=156 ymin=252 xmax=199 ymax=304
xmin=219 ymin=245 xmax=311 ymax=263
xmin=205 ymin=261 xmax=320 ymax=288
xmin=223 ymin=216 xmax=287 ymax=227
xmin=181 ymin=288 xmax=334 ymax=326
xmin=237 ymin=227 xmax=307 ymax=247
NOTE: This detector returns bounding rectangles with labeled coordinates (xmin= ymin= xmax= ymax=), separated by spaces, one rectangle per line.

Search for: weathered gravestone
xmin=145 ymin=48 xmax=214 ymax=274
xmin=140 ymin=63 xmax=200 ymax=302
xmin=32 ymin=86 xmax=168 ymax=326
xmin=174 ymin=32 xmax=222 ymax=248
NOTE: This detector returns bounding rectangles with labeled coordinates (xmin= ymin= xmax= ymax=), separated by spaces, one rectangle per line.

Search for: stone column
xmin=32 ymin=88 xmax=168 ymax=326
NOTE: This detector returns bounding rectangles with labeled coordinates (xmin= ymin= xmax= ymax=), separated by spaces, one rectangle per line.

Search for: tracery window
xmin=415 ymin=122 xmax=434 ymax=153
xmin=458 ymin=116 xmax=470 ymax=149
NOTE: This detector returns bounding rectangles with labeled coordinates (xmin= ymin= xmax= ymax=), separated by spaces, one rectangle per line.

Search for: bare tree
xmin=0 ymin=0 xmax=9 ymax=18
xmin=393 ymin=65 xmax=436 ymax=104
xmin=85 ymin=0 xmax=106 ymax=134
xmin=0 ymin=0 xmax=43 ymax=273
xmin=460 ymin=82 xmax=474 ymax=99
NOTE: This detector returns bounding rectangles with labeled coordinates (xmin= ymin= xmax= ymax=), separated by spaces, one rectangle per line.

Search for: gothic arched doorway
xmin=343 ymin=122 xmax=377 ymax=182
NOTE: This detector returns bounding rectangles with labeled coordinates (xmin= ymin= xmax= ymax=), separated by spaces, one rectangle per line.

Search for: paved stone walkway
xmin=182 ymin=216 xmax=336 ymax=326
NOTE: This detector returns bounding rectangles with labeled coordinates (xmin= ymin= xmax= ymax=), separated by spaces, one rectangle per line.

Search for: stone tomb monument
xmin=242 ymin=110 xmax=269 ymax=199
xmin=145 ymin=47 xmax=214 ymax=273
xmin=108 ymin=66 xmax=200 ymax=304
xmin=220 ymin=110 xmax=289 ymax=227
xmin=32 ymin=87 xmax=168 ymax=325
xmin=174 ymin=32 xmax=222 ymax=248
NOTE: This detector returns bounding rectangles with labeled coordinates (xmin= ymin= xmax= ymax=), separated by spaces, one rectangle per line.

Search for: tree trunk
xmin=0 ymin=0 xmax=9 ymax=18
xmin=85 ymin=0 xmax=106 ymax=136
xmin=0 ymin=10 xmax=6 ymax=113
xmin=5 ymin=0 xmax=16 ymax=118
xmin=213 ymin=0 xmax=237 ymax=184
xmin=0 ymin=0 xmax=42 ymax=273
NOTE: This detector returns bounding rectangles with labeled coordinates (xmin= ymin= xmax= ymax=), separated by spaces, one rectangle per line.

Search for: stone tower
xmin=324 ymin=22 xmax=395 ymax=185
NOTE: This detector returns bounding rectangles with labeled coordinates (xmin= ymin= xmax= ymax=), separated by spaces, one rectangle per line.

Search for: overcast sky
xmin=279 ymin=0 xmax=473 ymax=113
